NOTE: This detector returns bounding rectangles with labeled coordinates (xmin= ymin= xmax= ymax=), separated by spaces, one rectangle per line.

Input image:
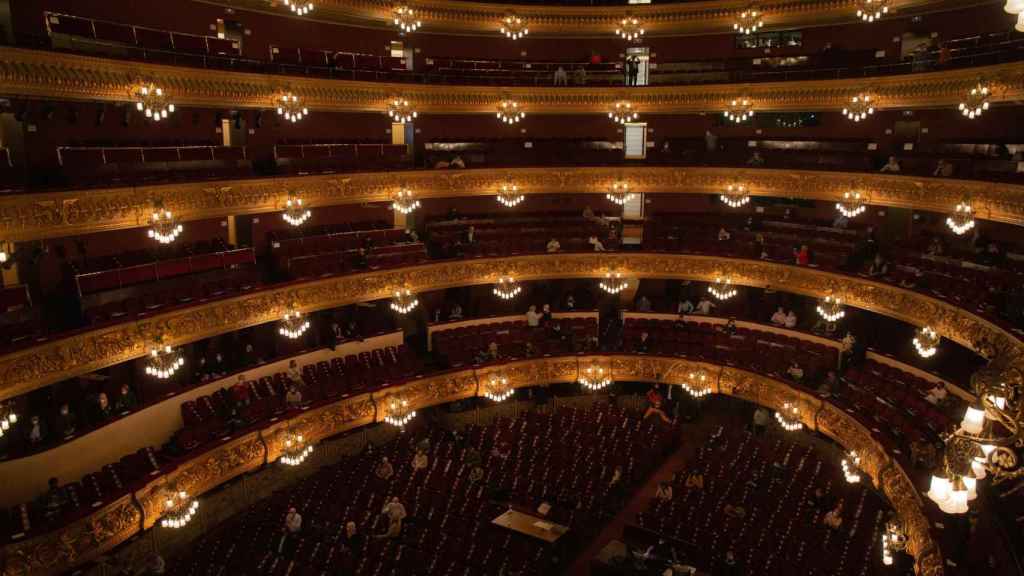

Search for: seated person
xmin=723 ymin=503 xmax=747 ymax=519
xmin=925 ymin=383 xmax=948 ymax=405
xmin=694 ymin=297 xmax=715 ymax=315
xmin=786 ymin=361 xmax=804 ymax=382
xmin=375 ymin=457 xmax=394 ymax=480
xmin=285 ymin=385 xmax=304 ymax=407
xmin=784 ymin=310 xmax=798 ymax=329
xmin=677 ymin=299 xmax=694 ymax=315
xmin=879 ymin=156 xmax=901 ymax=173
xmin=655 ymin=481 xmax=673 ymax=501
xmin=770 ymin=307 xmax=787 ymax=326
xmin=717 ymin=227 xmax=731 ymax=241
xmin=817 ymin=371 xmax=839 ymax=395
xmin=822 ymin=500 xmax=844 ymax=529
xmin=546 ymin=238 xmax=561 ymax=252
xmin=588 ymin=235 xmax=606 ymax=252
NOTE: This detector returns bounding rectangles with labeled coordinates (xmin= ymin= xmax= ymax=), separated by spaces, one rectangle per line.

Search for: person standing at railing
xmin=553 ymin=66 xmax=568 ymax=86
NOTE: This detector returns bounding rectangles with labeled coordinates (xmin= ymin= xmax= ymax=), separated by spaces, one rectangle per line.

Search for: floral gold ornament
xmin=606 ymin=181 xmax=636 ymax=205
xmin=835 ymin=191 xmax=867 ymax=218
xmin=159 ymin=486 xmax=198 ymax=529
xmin=145 ymin=341 xmax=185 ymax=380
xmin=276 ymin=92 xmax=308 ymax=123
xmin=599 ymin=270 xmax=628 ymax=294
xmin=959 ymin=81 xmax=991 ymax=119
xmin=279 ymin=307 xmax=311 ymax=340
xmin=855 ymin=0 xmax=890 ymax=22
xmin=579 ymin=364 xmax=612 ymax=391
xmin=132 ymin=81 xmax=174 ymax=122
xmin=733 ymin=6 xmax=764 ymax=35
xmin=500 ymin=13 xmax=529 ymax=39
xmin=946 ymin=201 xmax=976 ymax=235
xmin=816 ymin=295 xmax=845 ymax=322
xmin=608 ymin=100 xmax=639 ymax=124
xmin=913 ymin=326 xmax=940 ymax=358
xmin=383 ymin=394 xmax=416 ymax=428
xmin=496 ymin=182 xmax=525 ymax=207
xmin=483 ymin=373 xmax=514 ymax=402
xmin=496 ymin=99 xmax=525 ymax=124
xmin=280 ymin=428 xmax=314 ymax=466
xmin=724 ymin=97 xmax=754 ymax=123
xmin=282 ymin=192 xmax=311 ymax=227
xmin=708 ymin=277 xmax=738 ymax=301
xmin=775 ymin=401 xmax=803 ymax=431
xmin=386 ymin=98 xmax=417 ymax=123
xmin=493 ymin=276 xmax=522 ymax=300
xmin=393 ymin=5 xmax=422 ymax=33
xmin=615 ymin=13 xmax=645 ymax=42
xmin=720 ymin=184 xmax=750 ymax=208
xmin=390 ymin=288 xmax=419 ymax=314
xmin=391 ymin=188 xmax=420 ymax=214
xmin=147 ymin=202 xmax=183 ymax=245
xmin=842 ymin=93 xmax=875 ymax=122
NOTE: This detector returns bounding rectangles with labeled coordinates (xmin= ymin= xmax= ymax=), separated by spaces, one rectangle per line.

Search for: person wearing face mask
xmin=92 ymin=392 xmax=112 ymax=424
xmin=114 ymin=384 xmax=136 ymax=414
xmin=56 ymin=404 xmax=77 ymax=439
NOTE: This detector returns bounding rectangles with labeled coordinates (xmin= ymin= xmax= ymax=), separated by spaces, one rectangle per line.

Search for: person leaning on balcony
xmin=553 ymin=66 xmax=568 ymax=86
xmin=546 ymin=238 xmax=561 ymax=252
xmin=879 ymin=156 xmax=902 ymax=173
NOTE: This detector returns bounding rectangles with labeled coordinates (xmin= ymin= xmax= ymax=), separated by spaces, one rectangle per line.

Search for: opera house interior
xmin=0 ymin=0 xmax=1024 ymax=574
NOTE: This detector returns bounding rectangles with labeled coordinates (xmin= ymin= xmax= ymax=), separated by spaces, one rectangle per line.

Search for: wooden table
xmin=491 ymin=509 xmax=568 ymax=543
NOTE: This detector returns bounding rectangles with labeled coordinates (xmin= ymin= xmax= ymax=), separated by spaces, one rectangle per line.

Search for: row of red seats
xmin=286 ymin=243 xmax=427 ymax=279
xmin=273 ymin=228 xmax=406 ymax=260
xmin=76 ymin=248 xmax=255 ymax=295
xmin=46 ymin=12 xmax=238 ymax=56
xmin=274 ymin=143 xmax=410 ymax=175
xmin=432 ymin=317 xmax=599 ymax=366
xmin=270 ymin=46 xmax=403 ymax=71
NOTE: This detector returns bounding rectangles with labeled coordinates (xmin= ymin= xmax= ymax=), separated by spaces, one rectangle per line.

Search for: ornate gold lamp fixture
xmin=393 ymin=5 xmax=422 ymax=33
xmin=145 ymin=339 xmax=185 ymax=380
xmin=842 ymin=450 xmax=863 ymax=483
xmin=132 ymin=82 xmax=175 ymax=122
xmin=881 ymin=522 xmax=907 ymax=565
xmin=579 ymin=364 xmax=613 ymax=391
xmin=383 ymin=394 xmax=416 ymax=428
xmin=483 ymin=373 xmax=514 ymax=402
xmin=842 ymin=93 xmax=874 ymax=122
xmin=280 ymin=428 xmax=314 ymax=466
xmin=496 ymin=182 xmax=525 ymax=208
xmin=276 ymin=92 xmax=308 ymax=123
xmin=708 ymin=277 xmax=738 ymax=301
xmin=391 ymin=188 xmax=421 ymax=215
xmin=946 ymin=201 xmax=975 ymax=235
xmin=913 ymin=326 xmax=940 ymax=358
xmin=816 ymin=295 xmax=845 ymax=322
xmin=147 ymin=202 xmax=183 ymax=245
xmin=835 ymin=191 xmax=867 ymax=218
xmin=775 ymin=402 xmax=803 ymax=431
xmin=500 ymin=13 xmax=529 ymax=39
xmin=681 ymin=370 xmax=711 ymax=398
xmin=615 ymin=14 xmax=645 ymax=42
xmin=724 ymin=97 xmax=754 ymax=123
xmin=159 ymin=486 xmax=198 ymax=529
xmin=390 ymin=288 xmax=419 ymax=315
xmin=282 ymin=192 xmax=311 ymax=227
xmin=0 ymin=240 xmax=13 ymax=264
xmin=493 ymin=276 xmax=522 ymax=300
xmin=606 ymin=181 xmax=635 ymax=205
xmin=958 ymin=81 xmax=991 ymax=119
xmin=280 ymin=0 xmax=316 ymax=16
xmin=599 ymin=271 xmax=629 ymax=295
xmin=279 ymin=307 xmax=311 ymax=340
xmin=608 ymin=101 xmax=639 ymax=125
xmin=0 ymin=402 xmax=17 ymax=438
xmin=497 ymin=99 xmax=525 ymax=124
xmin=733 ymin=6 xmax=764 ymax=35
xmin=855 ymin=0 xmax=890 ymax=22
xmin=387 ymin=98 xmax=417 ymax=123
xmin=720 ymin=184 xmax=750 ymax=208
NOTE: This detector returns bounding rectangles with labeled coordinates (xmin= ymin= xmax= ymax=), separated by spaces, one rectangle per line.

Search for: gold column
xmin=226 ymin=215 xmax=237 ymax=246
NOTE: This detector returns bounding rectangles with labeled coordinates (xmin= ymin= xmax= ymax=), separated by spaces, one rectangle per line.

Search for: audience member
xmin=412 ymin=448 xmax=429 ymax=470
xmin=564 ymin=294 xmax=576 ymax=310
xmin=526 ymin=305 xmax=542 ymax=327
xmin=880 ymin=156 xmax=902 ymax=173
xmin=694 ymin=296 xmax=715 ymax=315
xmin=39 ymin=477 xmax=67 ymax=522
xmin=677 ymin=299 xmax=694 ymax=315
xmin=704 ymin=130 xmax=718 ymax=153
xmin=770 ymin=307 xmax=787 ymax=326
xmin=786 ymin=360 xmax=804 ymax=382
xmin=449 ymin=303 xmax=464 ymax=320
xmin=92 ymin=392 xmax=112 ymax=423
xmin=868 ymin=253 xmax=889 ymax=277
xmin=637 ymin=331 xmax=652 ymax=353
xmin=794 ymin=244 xmax=810 ymax=266
xmin=588 ymin=235 xmax=606 ymax=251
xmin=449 ymin=155 xmax=465 ymax=169
xmin=822 ymin=500 xmax=845 ymax=529
xmin=655 ymin=481 xmax=674 ymax=501
xmin=747 ymin=152 xmax=766 ymax=166
xmin=375 ymin=457 xmax=394 ymax=480
xmin=636 ymin=295 xmax=652 ymax=312
xmin=287 ymin=359 xmax=302 ymax=383
xmin=718 ymin=227 xmax=731 ymax=241
xmin=540 ymin=304 xmax=553 ymax=326
xmin=286 ymin=384 xmax=304 ymax=407
xmin=382 ymin=496 xmax=407 ymax=529
xmin=553 ymin=66 xmax=567 ymax=86
xmin=784 ymin=309 xmax=797 ymax=329
xmin=925 ymin=383 xmax=948 ymax=405
xmin=284 ymin=507 xmax=303 ymax=533
xmin=752 ymin=407 xmax=770 ymax=435
xmin=817 ymin=371 xmax=839 ymax=395
xmin=933 ymin=159 xmax=955 ymax=177
xmin=342 ymin=521 xmax=365 ymax=554
xmin=26 ymin=415 xmax=46 ymax=446
xmin=57 ymin=403 xmax=77 ymax=439
xmin=546 ymin=238 xmax=561 ymax=252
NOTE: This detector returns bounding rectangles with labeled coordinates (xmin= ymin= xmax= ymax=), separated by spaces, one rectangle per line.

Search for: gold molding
xmin=0 ymin=253 xmax=1019 ymax=402
xmin=0 ymin=47 xmax=1022 ymax=115
xmin=0 ymin=355 xmax=944 ymax=576
xmin=205 ymin=0 xmax=988 ymax=37
xmin=3 ymin=167 xmax=1024 ymax=242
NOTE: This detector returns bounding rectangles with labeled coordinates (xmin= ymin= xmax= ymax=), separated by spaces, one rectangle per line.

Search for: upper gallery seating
xmin=432 ymin=316 xmax=600 ymax=366
xmin=274 ymin=141 xmax=410 ymax=175
xmin=39 ymin=12 xmax=1024 ymax=87
xmin=56 ymin=143 xmax=250 ymax=187
xmin=170 ymin=404 xmax=678 ymax=575
xmin=271 ymin=227 xmax=427 ymax=279
xmin=426 ymin=213 xmax=619 ymax=258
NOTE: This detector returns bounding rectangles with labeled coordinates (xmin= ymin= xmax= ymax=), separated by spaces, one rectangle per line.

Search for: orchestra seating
xmin=630 ymin=427 xmax=890 ymax=576
xmin=169 ymin=403 xmax=678 ymax=575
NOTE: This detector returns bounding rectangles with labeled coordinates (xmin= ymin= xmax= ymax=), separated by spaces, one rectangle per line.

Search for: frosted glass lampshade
xmin=961 ymin=407 xmax=986 ymax=435
xmin=971 ymin=458 xmax=987 ymax=480
xmin=927 ymin=475 xmax=951 ymax=504
xmin=963 ymin=475 xmax=977 ymax=501
xmin=1006 ymin=0 xmax=1024 ymax=14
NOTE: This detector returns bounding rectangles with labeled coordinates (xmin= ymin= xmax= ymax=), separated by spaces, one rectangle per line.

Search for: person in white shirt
xmin=287 ymin=359 xmax=302 ymax=383
xmin=588 ymin=236 xmax=606 ymax=252
xmin=546 ymin=238 xmax=561 ymax=252
xmin=784 ymin=310 xmax=798 ymax=329
xmin=677 ymin=299 xmax=694 ymax=315
xmin=285 ymin=507 xmax=302 ymax=533
xmin=525 ymin=305 xmax=542 ymax=327
xmin=412 ymin=448 xmax=429 ymax=470
xmin=925 ymin=384 xmax=948 ymax=405
xmin=717 ymin=227 xmax=731 ymax=241
xmin=879 ymin=156 xmax=901 ymax=173
xmin=770 ymin=307 xmax=787 ymax=326
xmin=694 ymin=297 xmax=715 ymax=315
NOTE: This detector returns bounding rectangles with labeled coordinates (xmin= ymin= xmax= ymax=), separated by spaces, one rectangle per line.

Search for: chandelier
xmin=0 ymin=240 xmax=10 ymax=265
xmin=392 ymin=188 xmax=421 ymax=214
xmin=816 ymin=295 xmax=845 ymax=322
xmin=276 ymin=92 xmax=308 ymax=123
xmin=500 ymin=13 xmax=529 ymax=39
xmin=606 ymin=181 xmax=636 ymax=205
xmin=387 ymin=98 xmax=418 ymax=123
xmin=281 ymin=0 xmax=315 ymax=16
xmin=279 ymin=308 xmax=311 ymax=339
xmin=708 ymin=277 xmax=738 ymax=301
xmin=855 ymin=0 xmax=890 ymax=22
xmin=842 ymin=93 xmax=875 ymax=122
xmin=393 ymin=5 xmax=422 ymax=33
xmin=493 ymin=276 xmax=522 ymax=300
xmin=958 ymin=81 xmax=991 ymax=119
xmin=1007 ymin=1 xmax=1024 ymax=33
xmin=927 ymin=357 xmax=1022 ymax=514
xmin=835 ymin=191 xmax=867 ymax=218
xmin=775 ymin=402 xmax=803 ymax=431
xmin=720 ymin=184 xmax=750 ymax=208
xmin=391 ymin=288 xmax=419 ymax=314
xmin=608 ymin=101 xmax=639 ymax=125
xmin=842 ymin=450 xmax=863 ymax=483
xmin=132 ymin=82 xmax=175 ymax=122
xmin=579 ymin=364 xmax=613 ymax=391
xmin=282 ymin=193 xmax=311 ymax=227
xmin=383 ymin=395 xmax=416 ymax=428
xmin=160 ymin=487 xmax=199 ymax=529
xmin=145 ymin=343 xmax=185 ymax=380
xmin=484 ymin=374 xmax=514 ymax=402
xmin=913 ymin=326 xmax=940 ymax=358
xmin=280 ymin=429 xmax=314 ymax=466
xmin=724 ymin=98 xmax=754 ymax=123
xmin=881 ymin=522 xmax=908 ymax=566
xmin=600 ymin=271 xmax=629 ymax=295
xmin=681 ymin=370 xmax=711 ymax=398
xmin=0 ymin=402 xmax=17 ymax=439
xmin=615 ymin=14 xmax=645 ymax=42
xmin=147 ymin=205 xmax=183 ymax=245
xmin=497 ymin=99 xmax=525 ymax=124
xmin=733 ymin=7 xmax=763 ymax=35
xmin=496 ymin=182 xmax=525 ymax=208
xmin=946 ymin=201 xmax=975 ymax=235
